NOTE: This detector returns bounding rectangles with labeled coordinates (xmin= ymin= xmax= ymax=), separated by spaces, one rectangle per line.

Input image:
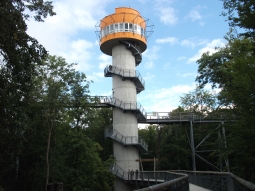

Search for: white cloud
xmin=177 ymin=56 xmax=187 ymax=61
xmin=60 ymin=39 xmax=94 ymax=72
xmin=163 ymin=62 xmax=170 ymax=69
xmin=181 ymin=38 xmax=208 ymax=48
xmin=50 ymin=0 xmax=109 ymax=31
xmin=156 ymin=37 xmax=208 ymax=49
xmin=98 ymin=54 xmax=112 ymax=70
xmin=143 ymin=46 xmax=160 ymax=69
xmin=156 ymin=37 xmax=178 ymax=45
xmin=154 ymin=0 xmax=178 ymax=25
xmin=178 ymin=72 xmax=196 ymax=78
xmin=155 ymin=0 xmax=174 ymax=6
xmin=27 ymin=0 xmax=108 ymax=41
xmin=87 ymin=54 xmax=111 ymax=81
xmin=199 ymin=21 xmax=205 ymax=26
xmin=26 ymin=0 xmax=111 ymax=71
xmin=137 ymin=0 xmax=148 ymax=3
xmin=143 ymin=72 xmax=156 ymax=82
xmin=185 ymin=5 xmax=206 ymax=24
xmin=87 ymin=71 xmax=104 ymax=82
xmin=187 ymin=39 xmax=225 ymax=64
xmin=138 ymin=84 xmax=196 ymax=112
xmin=158 ymin=7 xmax=178 ymax=25
xmin=187 ymin=10 xmax=202 ymax=21
xmin=144 ymin=61 xmax=155 ymax=69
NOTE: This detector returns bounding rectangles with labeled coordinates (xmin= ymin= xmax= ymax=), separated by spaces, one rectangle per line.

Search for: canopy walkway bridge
xmin=109 ymin=162 xmax=255 ymax=191
xmin=89 ymin=96 xmax=254 ymax=190
xmin=91 ymin=96 xmax=236 ymax=124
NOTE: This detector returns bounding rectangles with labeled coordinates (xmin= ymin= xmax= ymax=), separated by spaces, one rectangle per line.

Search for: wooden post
xmin=139 ymin=156 xmax=143 ymax=171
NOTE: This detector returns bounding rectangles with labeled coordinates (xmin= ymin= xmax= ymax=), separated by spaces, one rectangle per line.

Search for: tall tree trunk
xmin=45 ymin=127 xmax=52 ymax=191
xmin=45 ymin=104 xmax=55 ymax=191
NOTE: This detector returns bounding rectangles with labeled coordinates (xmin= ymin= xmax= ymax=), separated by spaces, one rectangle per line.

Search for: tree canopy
xmin=196 ymin=0 xmax=255 ymax=182
xmin=222 ymin=0 xmax=255 ymax=38
xmin=0 ymin=55 xmax=114 ymax=190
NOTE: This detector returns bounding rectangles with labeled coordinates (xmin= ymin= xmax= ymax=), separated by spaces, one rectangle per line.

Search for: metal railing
xmin=90 ymin=97 xmax=237 ymax=123
xmin=120 ymin=41 xmax=142 ymax=65
xmin=110 ymin=163 xmax=128 ymax=180
xmin=110 ymin=163 xmax=189 ymax=190
xmin=104 ymin=65 xmax=145 ymax=86
xmin=110 ymin=164 xmax=255 ymax=191
xmin=104 ymin=65 xmax=145 ymax=93
xmin=93 ymin=96 xmax=147 ymax=119
xmin=171 ymin=171 xmax=255 ymax=191
xmin=145 ymin=112 xmax=236 ymax=122
xmin=104 ymin=126 xmax=148 ymax=152
xmin=133 ymin=173 xmax=189 ymax=191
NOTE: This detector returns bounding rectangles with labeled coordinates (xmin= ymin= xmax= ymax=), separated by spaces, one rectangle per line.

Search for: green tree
xmin=139 ymin=125 xmax=158 ymax=170
xmin=54 ymin=127 xmax=113 ymax=191
xmin=86 ymin=108 xmax=113 ymax=161
xmin=196 ymin=0 xmax=255 ymax=180
xmin=158 ymin=124 xmax=190 ymax=171
xmin=0 ymin=55 xmax=114 ymax=190
xmin=35 ymin=56 xmax=92 ymax=189
xmin=221 ymin=0 xmax=255 ymax=38
xmin=36 ymin=55 xmax=113 ymax=191
xmin=180 ymin=86 xmax=217 ymax=114
xmin=0 ymin=1 xmax=55 ymax=189
xmin=0 ymin=0 xmax=56 ymax=127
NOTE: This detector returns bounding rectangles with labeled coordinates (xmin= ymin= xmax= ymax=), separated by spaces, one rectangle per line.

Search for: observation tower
xmin=95 ymin=7 xmax=153 ymax=191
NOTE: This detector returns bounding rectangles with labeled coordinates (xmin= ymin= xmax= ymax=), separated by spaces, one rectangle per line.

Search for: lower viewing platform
xmin=109 ymin=165 xmax=255 ymax=191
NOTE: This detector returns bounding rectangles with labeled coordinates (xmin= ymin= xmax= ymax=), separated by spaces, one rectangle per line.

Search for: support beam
xmin=190 ymin=120 xmax=196 ymax=171
xmin=135 ymin=159 xmax=158 ymax=162
xmin=222 ymin=122 xmax=230 ymax=172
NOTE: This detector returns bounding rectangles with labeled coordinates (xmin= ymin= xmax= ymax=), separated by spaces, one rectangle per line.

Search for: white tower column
xmin=112 ymin=44 xmax=139 ymax=191
xmin=96 ymin=7 xmax=153 ymax=191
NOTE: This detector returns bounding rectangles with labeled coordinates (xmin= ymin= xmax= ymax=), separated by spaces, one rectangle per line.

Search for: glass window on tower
xmin=137 ymin=25 xmax=141 ymax=35
xmin=120 ymin=23 xmax=123 ymax=31
xmin=129 ymin=23 xmax=133 ymax=32
xmin=103 ymin=28 xmax=106 ymax=37
xmin=115 ymin=24 xmax=118 ymax=32
xmin=100 ymin=30 xmax=103 ymax=38
xmin=125 ymin=23 xmax=129 ymax=31
xmin=134 ymin=24 xmax=137 ymax=32
xmin=110 ymin=25 xmax=113 ymax=33
xmin=106 ymin=26 xmax=109 ymax=34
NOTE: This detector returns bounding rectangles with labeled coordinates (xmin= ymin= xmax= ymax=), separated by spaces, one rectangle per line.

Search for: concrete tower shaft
xmin=96 ymin=7 xmax=153 ymax=191
xmin=112 ymin=44 xmax=139 ymax=169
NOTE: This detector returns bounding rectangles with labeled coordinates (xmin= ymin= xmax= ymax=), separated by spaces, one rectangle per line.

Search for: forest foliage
xmin=1 ymin=0 xmax=255 ymax=190
xmin=139 ymin=0 xmax=255 ymax=183
xmin=0 ymin=1 xmax=114 ymax=190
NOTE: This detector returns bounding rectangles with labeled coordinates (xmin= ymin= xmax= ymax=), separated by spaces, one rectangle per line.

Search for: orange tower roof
xmin=99 ymin=7 xmax=147 ymax=55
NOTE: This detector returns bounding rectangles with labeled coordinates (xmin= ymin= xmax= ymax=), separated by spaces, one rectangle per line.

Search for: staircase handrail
xmin=110 ymin=163 xmax=129 ymax=180
xmin=104 ymin=127 xmax=148 ymax=151
xmin=107 ymin=96 xmax=147 ymax=118
xmin=105 ymin=65 xmax=145 ymax=87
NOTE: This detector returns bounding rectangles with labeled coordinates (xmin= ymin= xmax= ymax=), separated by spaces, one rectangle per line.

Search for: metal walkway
xmin=109 ymin=164 xmax=255 ymax=191
xmin=189 ymin=184 xmax=211 ymax=191
xmin=104 ymin=125 xmax=148 ymax=153
xmin=88 ymin=96 xmax=254 ymax=190
xmin=104 ymin=65 xmax=145 ymax=93
xmin=91 ymin=96 xmax=146 ymax=121
xmin=90 ymin=96 xmax=236 ymax=124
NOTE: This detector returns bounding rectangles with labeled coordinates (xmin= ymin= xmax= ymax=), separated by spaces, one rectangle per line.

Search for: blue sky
xmin=27 ymin=0 xmax=229 ymax=114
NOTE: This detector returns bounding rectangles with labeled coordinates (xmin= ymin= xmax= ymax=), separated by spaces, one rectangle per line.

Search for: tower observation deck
xmin=95 ymin=7 xmax=153 ymax=191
